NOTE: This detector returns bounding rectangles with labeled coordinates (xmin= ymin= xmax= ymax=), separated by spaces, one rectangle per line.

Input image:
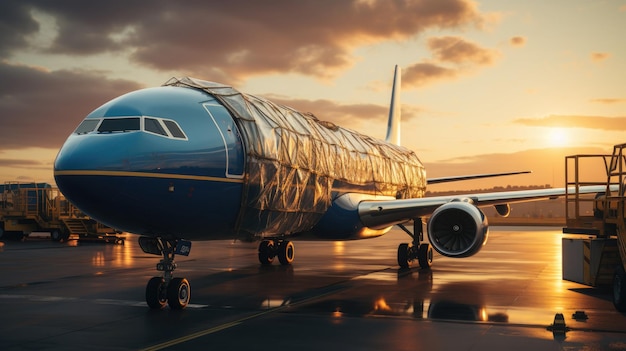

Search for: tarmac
xmin=1 ymin=226 xmax=625 ymax=351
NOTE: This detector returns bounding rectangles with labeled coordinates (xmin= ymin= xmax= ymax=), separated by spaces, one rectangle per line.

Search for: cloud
xmin=0 ymin=57 xmax=418 ymax=150
xmin=509 ymin=36 xmax=526 ymax=47
xmin=403 ymin=36 xmax=499 ymax=88
xmin=590 ymin=98 xmax=626 ymax=104
xmin=0 ymin=158 xmax=44 ymax=167
xmin=403 ymin=62 xmax=459 ymax=87
xmin=2 ymin=0 xmax=490 ymax=81
xmin=0 ymin=61 xmax=142 ymax=149
xmin=514 ymin=115 xmax=626 ymax=131
xmin=591 ymin=52 xmax=610 ymax=62
xmin=0 ymin=2 xmax=40 ymax=58
xmin=266 ymin=95 xmax=420 ymax=129
xmin=424 ymin=146 xmax=608 ymax=190
xmin=428 ymin=36 xmax=498 ymax=65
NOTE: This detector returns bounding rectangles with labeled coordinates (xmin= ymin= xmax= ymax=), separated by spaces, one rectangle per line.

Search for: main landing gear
xmin=397 ymin=218 xmax=433 ymax=269
xmin=258 ymin=239 xmax=295 ymax=265
xmin=139 ymin=236 xmax=192 ymax=309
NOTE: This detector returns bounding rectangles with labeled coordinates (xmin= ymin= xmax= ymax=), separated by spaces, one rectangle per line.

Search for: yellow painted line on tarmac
xmin=139 ymin=307 xmax=282 ymax=351
xmin=139 ymin=279 xmax=351 ymax=351
xmin=139 ymin=321 xmax=243 ymax=351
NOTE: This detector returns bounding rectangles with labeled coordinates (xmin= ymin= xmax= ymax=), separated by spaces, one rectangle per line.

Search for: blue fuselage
xmin=55 ymin=82 xmax=426 ymax=241
xmin=55 ymin=87 xmax=246 ymax=239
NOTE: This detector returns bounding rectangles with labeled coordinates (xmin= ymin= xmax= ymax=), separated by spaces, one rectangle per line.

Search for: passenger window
xmin=98 ymin=118 xmax=140 ymax=133
xmin=145 ymin=118 xmax=167 ymax=136
xmin=74 ymin=119 xmax=100 ymax=134
xmin=163 ymin=120 xmax=186 ymax=139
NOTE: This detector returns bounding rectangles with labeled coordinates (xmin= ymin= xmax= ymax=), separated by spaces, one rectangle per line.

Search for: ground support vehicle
xmin=563 ymin=143 xmax=626 ymax=311
xmin=0 ymin=182 xmax=122 ymax=243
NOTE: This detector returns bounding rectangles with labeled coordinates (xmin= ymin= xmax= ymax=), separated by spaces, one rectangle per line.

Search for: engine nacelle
xmin=427 ymin=199 xmax=489 ymax=258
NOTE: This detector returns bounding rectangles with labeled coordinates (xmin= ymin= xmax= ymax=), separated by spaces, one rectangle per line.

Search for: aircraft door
xmin=203 ymin=104 xmax=245 ymax=178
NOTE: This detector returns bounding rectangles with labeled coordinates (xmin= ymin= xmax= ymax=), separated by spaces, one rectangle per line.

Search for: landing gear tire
xmin=146 ymin=277 xmax=167 ymax=309
xmin=277 ymin=241 xmax=295 ymax=265
xmin=258 ymin=240 xmax=275 ymax=265
xmin=50 ymin=229 xmax=68 ymax=242
xmin=397 ymin=219 xmax=434 ymax=270
xmin=398 ymin=242 xmax=432 ymax=270
xmin=167 ymin=277 xmax=191 ymax=310
xmin=418 ymin=243 xmax=433 ymax=269
xmin=613 ymin=265 xmax=626 ymax=312
xmin=397 ymin=243 xmax=411 ymax=269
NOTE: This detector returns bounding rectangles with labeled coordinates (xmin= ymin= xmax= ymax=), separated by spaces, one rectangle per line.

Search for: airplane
xmin=54 ymin=66 xmax=608 ymax=310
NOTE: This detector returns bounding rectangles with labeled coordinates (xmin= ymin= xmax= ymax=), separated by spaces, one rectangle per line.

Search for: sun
xmin=546 ymin=127 xmax=569 ymax=147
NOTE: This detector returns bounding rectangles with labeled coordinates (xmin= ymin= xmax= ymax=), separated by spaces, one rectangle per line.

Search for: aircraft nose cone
xmin=54 ymin=134 xmax=243 ymax=239
xmin=55 ymin=131 xmax=132 ymax=173
xmin=54 ymin=132 xmax=130 ymax=215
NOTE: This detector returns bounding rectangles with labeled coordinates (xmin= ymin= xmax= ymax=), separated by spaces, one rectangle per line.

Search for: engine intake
xmin=427 ymin=200 xmax=489 ymax=258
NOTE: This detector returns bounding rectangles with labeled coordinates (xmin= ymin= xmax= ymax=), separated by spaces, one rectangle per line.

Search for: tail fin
xmin=385 ymin=65 xmax=401 ymax=146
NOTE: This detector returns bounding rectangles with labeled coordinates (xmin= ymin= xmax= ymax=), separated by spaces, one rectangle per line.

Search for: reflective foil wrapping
xmin=163 ymin=77 xmax=426 ymax=238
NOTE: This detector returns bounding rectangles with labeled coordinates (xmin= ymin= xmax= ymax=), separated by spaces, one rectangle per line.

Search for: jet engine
xmin=427 ymin=199 xmax=489 ymax=258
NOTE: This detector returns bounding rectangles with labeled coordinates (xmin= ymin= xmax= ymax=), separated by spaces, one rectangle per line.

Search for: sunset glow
xmin=0 ymin=1 xmax=624 ymax=189
xmin=546 ymin=128 xmax=570 ymax=147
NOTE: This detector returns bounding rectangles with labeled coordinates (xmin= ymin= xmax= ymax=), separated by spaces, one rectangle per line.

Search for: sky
xmin=1 ymin=0 xmax=625 ymax=190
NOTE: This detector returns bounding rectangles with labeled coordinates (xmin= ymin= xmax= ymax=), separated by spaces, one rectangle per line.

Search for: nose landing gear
xmin=139 ymin=237 xmax=192 ymax=309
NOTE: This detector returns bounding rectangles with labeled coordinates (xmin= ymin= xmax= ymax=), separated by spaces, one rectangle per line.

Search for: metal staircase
xmin=604 ymin=143 xmax=626 ymax=273
xmin=62 ymin=218 xmax=91 ymax=236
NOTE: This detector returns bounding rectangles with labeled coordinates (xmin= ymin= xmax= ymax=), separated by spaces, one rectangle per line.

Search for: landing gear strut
xmin=397 ymin=218 xmax=433 ymax=269
xmin=139 ymin=237 xmax=192 ymax=309
xmin=258 ymin=239 xmax=295 ymax=265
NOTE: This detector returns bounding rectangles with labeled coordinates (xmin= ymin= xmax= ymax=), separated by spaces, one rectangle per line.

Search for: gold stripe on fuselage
xmin=53 ymin=170 xmax=245 ymax=183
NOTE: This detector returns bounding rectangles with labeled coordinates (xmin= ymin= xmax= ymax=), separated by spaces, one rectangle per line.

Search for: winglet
xmin=385 ymin=65 xmax=401 ymax=146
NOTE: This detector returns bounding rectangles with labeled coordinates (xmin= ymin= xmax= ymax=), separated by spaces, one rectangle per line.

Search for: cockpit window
xmin=163 ymin=120 xmax=186 ymax=139
xmin=144 ymin=118 xmax=167 ymax=136
xmin=74 ymin=119 xmax=100 ymax=134
xmin=98 ymin=118 xmax=140 ymax=133
xmin=73 ymin=116 xmax=187 ymax=140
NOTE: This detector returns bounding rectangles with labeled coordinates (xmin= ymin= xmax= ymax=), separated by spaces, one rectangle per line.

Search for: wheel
xmin=50 ymin=229 xmax=69 ymax=242
xmin=146 ymin=277 xmax=167 ymax=309
xmin=397 ymin=243 xmax=410 ymax=269
xmin=418 ymin=243 xmax=433 ymax=269
xmin=277 ymin=241 xmax=295 ymax=265
xmin=167 ymin=277 xmax=191 ymax=310
xmin=258 ymin=240 xmax=275 ymax=265
xmin=613 ymin=265 xmax=626 ymax=312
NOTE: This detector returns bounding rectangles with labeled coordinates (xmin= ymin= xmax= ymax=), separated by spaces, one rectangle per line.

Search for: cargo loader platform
xmin=563 ymin=143 xmax=626 ymax=311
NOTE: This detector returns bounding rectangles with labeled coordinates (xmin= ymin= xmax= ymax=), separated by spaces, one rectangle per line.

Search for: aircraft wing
xmin=427 ymin=171 xmax=531 ymax=184
xmin=358 ymin=185 xmax=611 ymax=229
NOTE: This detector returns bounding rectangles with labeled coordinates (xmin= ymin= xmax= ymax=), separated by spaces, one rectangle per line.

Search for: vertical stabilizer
xmin=385 ymin=65 xmax=401 ymax=145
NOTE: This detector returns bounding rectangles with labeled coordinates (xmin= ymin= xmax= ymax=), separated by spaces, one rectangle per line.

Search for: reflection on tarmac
xmin=281 ymin=268 xmax=512 ymax=324
xmin=1 ymin=227 xmax=626 ymax=351
xmin=90 ymin=242 xmax=135 ymax=268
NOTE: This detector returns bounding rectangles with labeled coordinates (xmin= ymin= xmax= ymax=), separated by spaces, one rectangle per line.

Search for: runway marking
xmin=139 ymin=278 xmax=354 ymax=351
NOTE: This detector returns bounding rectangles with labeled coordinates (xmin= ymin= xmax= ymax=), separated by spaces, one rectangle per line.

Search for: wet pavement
xmin=1 ymin=227 xmax=625 ymax=350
